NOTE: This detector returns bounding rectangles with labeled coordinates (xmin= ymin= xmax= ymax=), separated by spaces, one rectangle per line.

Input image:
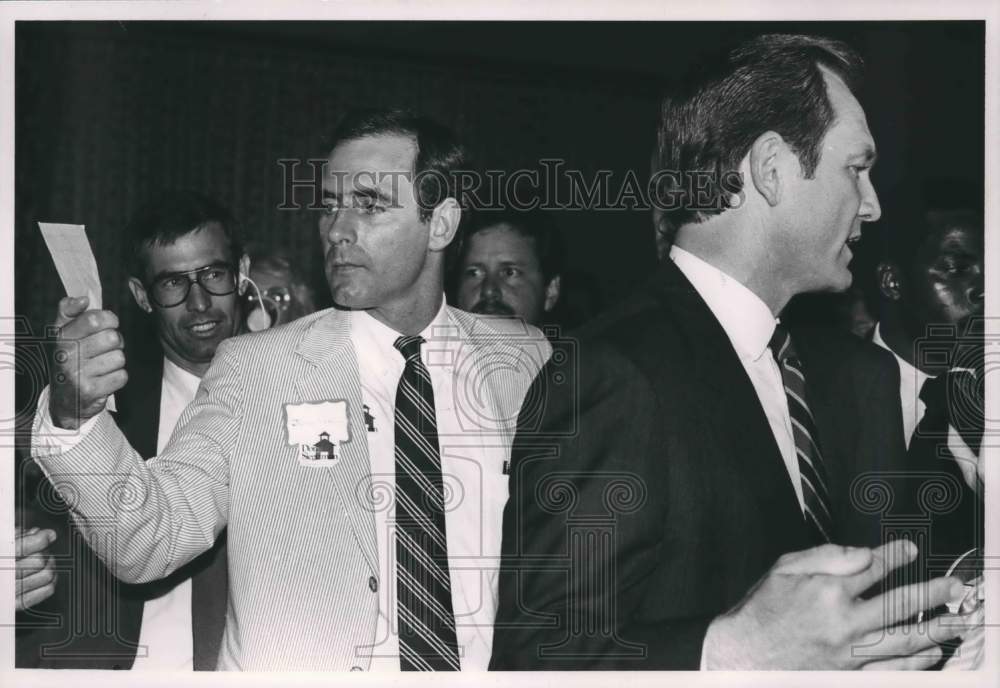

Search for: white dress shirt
xmin=131 ymin=357 xmax=201 ymax=671
xmin=33 ymin=303 xmax=515 ymax=671
xmin=871 ymin=323 xmax=979 ymax=490
xmin=670 ymin=245 xmax=804 ymax=509
xmin=351 ymin=300 xmax=508 ymax=671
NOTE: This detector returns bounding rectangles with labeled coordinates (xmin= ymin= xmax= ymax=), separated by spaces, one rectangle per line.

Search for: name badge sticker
xmin=285 ymin=400 xmax=351 ymax=467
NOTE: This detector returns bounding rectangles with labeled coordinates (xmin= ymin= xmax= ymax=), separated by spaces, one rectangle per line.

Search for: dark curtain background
xmin=13 ymin=20 xmax=985 ymax=427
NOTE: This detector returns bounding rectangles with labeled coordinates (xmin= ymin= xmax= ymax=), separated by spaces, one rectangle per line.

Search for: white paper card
xmin=38 ymin=222 xmax=103 ymax=309
xmin=38 ymin=222 xmax=115 ymax=412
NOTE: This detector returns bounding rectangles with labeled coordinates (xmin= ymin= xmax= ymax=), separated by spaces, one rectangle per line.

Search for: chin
xmin=329 ymin=283 xmax=369 ymax=309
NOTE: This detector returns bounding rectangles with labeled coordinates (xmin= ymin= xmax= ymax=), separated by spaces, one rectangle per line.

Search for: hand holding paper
xmin=38 ymin=222 xmax=118 ymax=413
xmin=48 ymin=296 xmax=128 ymax=430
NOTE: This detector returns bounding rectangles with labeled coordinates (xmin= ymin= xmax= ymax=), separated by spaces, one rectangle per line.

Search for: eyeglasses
xmin=147 ymin=263 xmax=237 ymax=308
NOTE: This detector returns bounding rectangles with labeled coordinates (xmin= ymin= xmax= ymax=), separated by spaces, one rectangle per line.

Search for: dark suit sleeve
xmin=490 ymin=341 xmax=712 ymax=670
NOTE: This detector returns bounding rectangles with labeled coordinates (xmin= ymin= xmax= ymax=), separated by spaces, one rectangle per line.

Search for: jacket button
xmin=112 ymin=664 xmax=122 ymax=670
xmin=368 ymin=576 xmax=378 ymax=592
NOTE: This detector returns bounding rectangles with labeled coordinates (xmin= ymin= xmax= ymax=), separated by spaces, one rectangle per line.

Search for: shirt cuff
xmin=31 ymin=385 xmax=104 ymax=457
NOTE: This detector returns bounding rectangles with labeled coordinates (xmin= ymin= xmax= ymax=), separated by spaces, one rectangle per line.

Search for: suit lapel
xmin=117 ymin=353 xmax=163 ymax=460
xmin=648 ymin=261 xmax=805 ymax=536
xmin=292 ymin=308 xmax=378 ymax=576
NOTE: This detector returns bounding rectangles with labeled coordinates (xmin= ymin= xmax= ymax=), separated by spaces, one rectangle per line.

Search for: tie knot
xmin=768 ymin=323 xmax=796 ymax=363
xmin=394 ymin=335 xmax=425 ymax=364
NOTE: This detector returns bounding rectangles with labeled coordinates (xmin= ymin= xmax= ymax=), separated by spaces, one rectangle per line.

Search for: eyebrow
xmin=150 ymin=261 xmax=230 ymax=284
xmin=856 ymin=147 xmax=878 ymax=165
xmin=322 ymin=187 xmax=394 ymax=204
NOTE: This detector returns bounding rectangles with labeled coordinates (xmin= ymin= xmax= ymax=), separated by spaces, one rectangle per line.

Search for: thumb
xmin=54 ymin=295 xmax=89 ymax=330
xmin=773 ymin=543 xmax=874 ymax=576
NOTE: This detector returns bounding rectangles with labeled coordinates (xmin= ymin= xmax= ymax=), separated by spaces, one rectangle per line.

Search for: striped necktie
xmin=769 ymin=324 xmax=834 ymax=545
xmin=393 ymin=335 xmax=460 ymax=671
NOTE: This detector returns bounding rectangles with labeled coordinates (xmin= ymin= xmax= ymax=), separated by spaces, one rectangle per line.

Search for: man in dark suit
xmin=868 ymin=205 xmax=985 ymax=668
xmin=491 ymin=34 xmax=974 ymax=670
xmin=17 ymin=191 xmax=237 ymax=669
xmin=871 ymin=206 xmax=984 ymax=544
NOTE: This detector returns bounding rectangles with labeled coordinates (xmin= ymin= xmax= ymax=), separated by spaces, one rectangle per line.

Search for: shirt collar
xmin=872 ymin=322 xmax=931 ymax=390
xmin=669 ymin=245 xmax=777 ymax=362
xmin=353 ymin=297 xmax=452 ymax=358
xmin=161 ymin=356 xmax=201 ymax=396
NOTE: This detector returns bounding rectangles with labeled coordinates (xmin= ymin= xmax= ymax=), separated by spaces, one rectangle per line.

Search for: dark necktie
xmin=769 ymin=324 xmax=834 ymax=545
xmin=393 ymin=335 xmax=460 ymax=671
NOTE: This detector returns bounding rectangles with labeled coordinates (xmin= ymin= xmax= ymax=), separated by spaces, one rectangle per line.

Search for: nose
xmin=480 ymin=272 xmax=502 ymax=300
xmin=859 ymin=176 xmax=881 ymax=223
xmin=185 ymin=280 xmax=211 ymax=312
xmin=320 ymin=208 xmax=357 ymax=247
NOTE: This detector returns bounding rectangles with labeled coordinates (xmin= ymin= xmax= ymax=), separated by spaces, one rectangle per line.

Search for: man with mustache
xmin=29 ymin=110 xmax=548 ymax=670
xmin=453 ymin=207 xmax=563 ymax=326
xmin=19 ymin=191 xmax=239 ymax=669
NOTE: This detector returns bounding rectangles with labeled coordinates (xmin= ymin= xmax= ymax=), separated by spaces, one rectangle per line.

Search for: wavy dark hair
xmin=655 ymin=33 xmax=864 ymax=238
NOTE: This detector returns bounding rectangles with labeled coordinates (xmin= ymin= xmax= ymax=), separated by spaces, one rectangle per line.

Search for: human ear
xmin=747 ymin=131 xmax=789 ymax=208
xmin=543 ymin=275 xmax=562 ymax=312
xmin=127 ymin=277 xmax=153 ymax=313
xmin=237 ymin=254 xmax=251 ymax=295
xmin=428 ymin=198 xmax=462 ymax=252
xmin=876 ymin=262 xmax=903 ymax=301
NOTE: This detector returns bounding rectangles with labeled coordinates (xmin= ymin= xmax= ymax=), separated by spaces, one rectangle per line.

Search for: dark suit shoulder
xmin=795 ymin=324 xmax=899 ymax=379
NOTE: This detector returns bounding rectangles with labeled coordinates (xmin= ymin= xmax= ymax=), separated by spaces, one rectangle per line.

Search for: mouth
xmin=329 ymin=261 xmax=363 ymax=271
xmin=472 ymin=301 xmax=516 ymax=317
xmin=186 ymin=320 xmax=222 ymax=336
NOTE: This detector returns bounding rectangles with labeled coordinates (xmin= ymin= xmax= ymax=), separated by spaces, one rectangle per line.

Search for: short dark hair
xmin=326 ymin=108 xmax=470 ymax=222
xmin=461 ymin=207 xmax=565 ymax=282
xmin=127 ymin=191 xmax=242 ymax=279
xmin=655 ymin=33 xmax=864 ymax=234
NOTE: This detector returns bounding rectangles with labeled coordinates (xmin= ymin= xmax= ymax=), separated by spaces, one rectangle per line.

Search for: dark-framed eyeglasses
xmin=147 ymin=263 xmax=238 ymax=308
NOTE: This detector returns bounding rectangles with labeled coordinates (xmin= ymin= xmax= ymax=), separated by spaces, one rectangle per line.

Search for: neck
xmin=674 ymin=233 xmax=792 ymax=316
xmin=161 ymin=345 xmax=209 ymax=378
xmin=369 ymin=283 xmax=445 ymax=336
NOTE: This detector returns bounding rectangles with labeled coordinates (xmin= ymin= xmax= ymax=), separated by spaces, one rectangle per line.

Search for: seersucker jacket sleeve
xmin=32 ymin=339 xmax=242 ymax=584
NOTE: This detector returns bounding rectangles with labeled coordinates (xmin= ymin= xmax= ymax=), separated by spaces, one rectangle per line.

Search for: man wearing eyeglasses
xmin=21 ymin=191 xmax=241 ymax=670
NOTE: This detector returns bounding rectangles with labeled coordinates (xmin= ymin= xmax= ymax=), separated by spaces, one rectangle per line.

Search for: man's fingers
xmin=844 ymin=539 xmax=918 ymax=597
xmin=773 ymin=543 xmax=874 ymax=576
xmin=860 ymin=645 xmax=943 ymax=671
xmin=57 ymin=308 xmax=120 ymax=342
xmin=85 ymin=349 xmax=126 ymax=377
xmin=84 ymin=369 xmax=129 ymax=401
xmin=856 ymin=575 xmax=963 ymax=631
xmin=15 ymin=553 xmax=51 ymax=579
xmin=53 ymin=296 xmax=89 ymax=330
xmin=18 ymin=562 xmax=57 ymax=595
xmin=856 ymin=609 xmax=975 ymax=659
xmin=15 ymin=579 xmax=56 ymax=612
xmin=15 ymin=528 xmax=55 ymax=558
